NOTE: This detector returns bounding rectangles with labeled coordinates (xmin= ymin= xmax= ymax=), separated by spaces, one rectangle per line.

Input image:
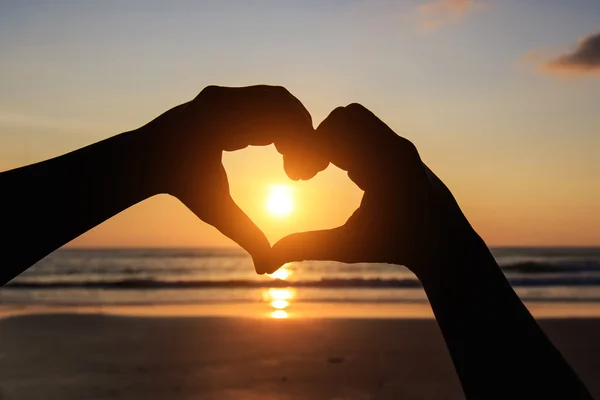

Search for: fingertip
xmin=252 ymin=252 xmax=278 ymax=275
xmin=201 ymin=193 xmax=273 ymax=275
xmin=283 ymin=151 xmax=329 ymax=181
xmin=252 ymin=260 xmax=267 ymax=275
xmin=282 ymin=154 xmax=303 ymax=181
xmin=274 ymin=139 xmax=293 ymax=155
xmin=264 ymin=263 xmax=282 ymax=276
xmin=298 ymin=168 xmax=318 ymax=181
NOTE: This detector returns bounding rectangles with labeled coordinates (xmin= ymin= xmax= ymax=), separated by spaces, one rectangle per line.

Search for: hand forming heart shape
xmin=144 ymin=85 xmax=475 ymax=278
xmin=2 ymin=83 xmax=588 ymax=400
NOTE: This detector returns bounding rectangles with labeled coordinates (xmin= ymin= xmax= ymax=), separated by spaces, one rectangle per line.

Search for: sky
xmin=0 ymin=0 xmax=599 ymax=248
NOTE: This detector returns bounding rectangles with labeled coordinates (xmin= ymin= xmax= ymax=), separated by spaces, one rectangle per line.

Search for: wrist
xmin=414 ymin=230 xmax=508 ymax=328
xmin=412 ymin=227 xmax=495 ymax=285
xmin=136 ymin=101 xmax=211 ymax=198
xmin=117 ymin=125 xmax=167 ymax=199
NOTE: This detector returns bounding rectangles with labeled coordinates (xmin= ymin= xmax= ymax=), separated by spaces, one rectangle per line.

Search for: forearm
xmin=417 ymin=232 xmax=592 ymax=399
xmin=0 ymin=126 xmax=162 ymax=285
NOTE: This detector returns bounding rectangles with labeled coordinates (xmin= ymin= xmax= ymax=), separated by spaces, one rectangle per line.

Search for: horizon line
xmin=61 ymin=245 xmax=600 ymax=250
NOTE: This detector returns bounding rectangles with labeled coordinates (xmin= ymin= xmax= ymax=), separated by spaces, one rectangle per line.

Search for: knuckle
xmin=397 ymin=137 xmax=420 ymax=158
xmin=318 ymin=106 xmax=348 ymax=131
xmin=201 ymin=85 xmax=220 ymax=94
xmin=252 ymin=84 xmax=272 ymax=92
xmin=328 ymin=106 xmax=348 ymax=121
xmin=402 ymin=138 xmax=418 ymax=153
xmin=345 ymin=103 xmax=367 ymax=112
xmin=256 ymin=84 xmax=288 ymax=96
xmin=197 ymin=85 xmax=221 ymax=99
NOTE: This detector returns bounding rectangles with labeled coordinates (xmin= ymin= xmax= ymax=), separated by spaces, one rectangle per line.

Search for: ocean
xmin=2 ymin=247 xmax=600 ymax=318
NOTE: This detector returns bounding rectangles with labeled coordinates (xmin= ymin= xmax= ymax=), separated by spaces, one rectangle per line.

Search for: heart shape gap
xmin=222 ymin=144 xmax=363 ymax=245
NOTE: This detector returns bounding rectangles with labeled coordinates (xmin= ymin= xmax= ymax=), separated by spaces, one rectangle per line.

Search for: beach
xmin=1 ymin=314 xmax=600 ymax=400
xmin=3 ymin=247 xmax=600 ymax=398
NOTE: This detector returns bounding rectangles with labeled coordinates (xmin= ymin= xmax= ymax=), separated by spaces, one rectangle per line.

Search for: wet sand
xmin=1 ymin=315 xmax=600 ymax=399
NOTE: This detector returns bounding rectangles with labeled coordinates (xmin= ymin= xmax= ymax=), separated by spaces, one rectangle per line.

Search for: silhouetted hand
xmin=271 ymin=104 xmax=593 ymax=399
xmin=272 ymin=103 xmax=475 ymax=277
xmin=0 ymin=85 xmax=325 ymax=280
xmin=142 ymin=85 xmax=326 ymax=274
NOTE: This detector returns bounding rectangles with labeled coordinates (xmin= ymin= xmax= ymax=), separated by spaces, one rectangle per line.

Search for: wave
xmin=5 ymin=278 xmax=423 ymax=289
xmin=501 ymin=260 xmax=600 ymax=273
xmin=56 ymin=248 xmax=248 ymax=259
xmin=7 ymin=275 xmax=600 ymax=289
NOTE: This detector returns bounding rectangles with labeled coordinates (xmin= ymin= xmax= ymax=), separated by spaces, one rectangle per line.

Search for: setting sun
xmin=266 ymin=185 xmax=294 ymax=216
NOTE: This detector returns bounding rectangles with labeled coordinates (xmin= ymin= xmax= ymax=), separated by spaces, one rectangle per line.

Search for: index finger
xmin=196 ymin=85 xmax=329 ymax=180
xmin=284 ymin=104 xmax=410 ymax=190
xmin=195 ymin=85 xmax=310 ymax=148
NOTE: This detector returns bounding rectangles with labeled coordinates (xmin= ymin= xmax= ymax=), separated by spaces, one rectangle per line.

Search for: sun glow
xmin=268 ymin=263 xmax=292 ymax=280
xmin=266 ymin=185 xmax=294 ymax=216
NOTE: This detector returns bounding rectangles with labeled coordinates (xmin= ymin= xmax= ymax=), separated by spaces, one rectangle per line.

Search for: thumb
xmin=271 ymin=226 xmax=351 ymax=268
xmin=207 ymin=196 xmax=274 ymax=275
xmin=180 ymin=179 xmax=273 ymax=275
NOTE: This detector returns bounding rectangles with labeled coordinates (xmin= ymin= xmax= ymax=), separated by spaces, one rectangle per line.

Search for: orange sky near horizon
xmin=62 ymin=141 xmax=600 ymax=249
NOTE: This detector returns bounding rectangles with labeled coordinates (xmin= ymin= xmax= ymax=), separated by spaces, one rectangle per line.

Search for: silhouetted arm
xmin=273 ymin=104 xmax=593 ymax=399
xmin=0 ymin=85 xmax=316 ymax=285
xmin=417 ymin=232 xmax=592 ymax=399
xmin=0 ymin=128 xmax=159 ymax=286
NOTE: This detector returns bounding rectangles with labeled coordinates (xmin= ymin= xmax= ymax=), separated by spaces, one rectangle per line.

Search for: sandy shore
xmin=1 ymin=315 xmax=600 ymax=399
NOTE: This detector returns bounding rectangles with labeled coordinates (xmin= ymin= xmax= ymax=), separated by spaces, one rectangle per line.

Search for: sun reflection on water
xmin=271 ymin=299 xmax=289 ymax=309
xmin=270 ymin=309 xmax=288 ymax=319
xmin=264 ymin=264 xmax=295 ymax=318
